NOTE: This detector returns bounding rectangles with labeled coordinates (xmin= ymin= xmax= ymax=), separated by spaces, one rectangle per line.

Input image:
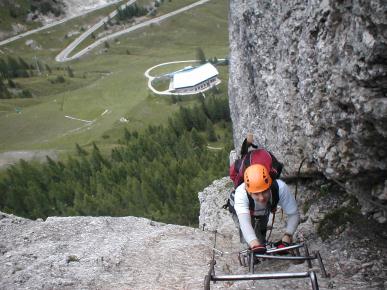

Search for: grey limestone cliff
xmin=0 ymin=212 xmax=213 ymax=289
xmin=198 ymin=177 xmax=387 ymax=289
xmin=228 ymin=0 xmax=387 ymax=221
xmin=1 ymin=177 xmax=386 ymax=289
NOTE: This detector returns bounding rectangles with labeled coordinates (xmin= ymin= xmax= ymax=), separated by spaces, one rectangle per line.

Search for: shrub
xmin=20 ymin=89 xmax=32 ymax=98
xmin=50 ymin=75 xmax=65 ymax=84
xmin=66 ymin=255 xmax=80 ymax=263
xmin=67 ymin=66 xmax=74 ymax=78
xmin=57 ymin=75 xmax=65 ymax=83
xmin=8 ymin=79 xmax=17 ymax=88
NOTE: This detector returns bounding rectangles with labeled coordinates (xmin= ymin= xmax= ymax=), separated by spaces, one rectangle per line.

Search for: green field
xmin=69 ymin=0 xmax=201 ymax=56
xmin=0 ymin=0 xmax=229 ymax=155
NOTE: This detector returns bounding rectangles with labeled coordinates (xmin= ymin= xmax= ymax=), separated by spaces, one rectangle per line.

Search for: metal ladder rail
xmin=251 ymin=251 xmax=327 ymax=278
xmin=207 ymin=271 xmax=319 ymax=290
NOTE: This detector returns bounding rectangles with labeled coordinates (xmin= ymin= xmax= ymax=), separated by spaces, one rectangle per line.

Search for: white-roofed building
xmin=169 ymin=63 xmax=220 ymax=94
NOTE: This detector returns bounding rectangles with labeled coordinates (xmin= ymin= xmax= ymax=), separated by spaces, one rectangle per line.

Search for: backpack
xmin=229 ymin=149 xmax=283 ymax=188
xmin=224 ymin=148 xmax=284 ymax=215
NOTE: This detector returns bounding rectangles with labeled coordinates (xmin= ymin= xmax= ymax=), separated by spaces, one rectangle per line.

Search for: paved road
xmin=55 ymin=0 xmax=211 ymax=62
xmin=0 ymin=0 xmax=123 ymax=47
xmin=55 ymin=0 xmax=136 ymax=62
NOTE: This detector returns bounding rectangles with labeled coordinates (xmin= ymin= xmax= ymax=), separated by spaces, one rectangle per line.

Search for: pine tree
xmin=206 ymin=119 xmax=217 ymax=142
xmin=191 ymin=105 xmax=207 ymax=131
xmin=0 ymin=80 xmax=10 ymax=99
xmin=90 ymin=143 xmax=111 ymax=171
xmin=21 ymin=89 xmax=32 ymax=98
xmin=179 ymin=106 xmax=193 ymax=130
xmin=111 ymin=148 xmax=123 ymax=162
xmin=36 ymin=60 xmax=44 ymax=75
xmin=18 ymin=57 xmax=29 ymax=70
xmin=7 ymin=56 xmax=21 ymax=78
xmin=191 ymin=128 xmax=205 ymax=149
xmin=75 ymin=143 xmax=88 ymax=156
xmin=66 ymin=66 xmax=74 ymax=78
xmin=117 ymin=7 xmax=123 ymax=20
xmin=196 ymin=47 xmax=206 ymax=64
xmin=124 ymin=128 xmax=131 ymax=142
xmin=0 ymin=97 xmax=231 ymax=225
xmin=8 ymin=79 xmax=16 ymax=88
xmin=0 ymin=59 xmax=8 ymax=78
xmin=45 ymin=64 xmax=52 ymax=74
xmin=168 ymin=116 xmax=184 ymax=136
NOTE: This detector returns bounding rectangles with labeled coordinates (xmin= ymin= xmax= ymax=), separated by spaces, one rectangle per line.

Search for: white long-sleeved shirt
xmin=234 ymin=179 xmax=300 ymax=244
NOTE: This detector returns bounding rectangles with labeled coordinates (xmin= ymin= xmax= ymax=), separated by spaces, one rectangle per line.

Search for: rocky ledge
xmin=1 ymin=177 xmax=386 ymax=289
xmin=199 ymin=177 xmax=387 ymax=289
xmin=0 ymin=212 xmax=212 ymax=289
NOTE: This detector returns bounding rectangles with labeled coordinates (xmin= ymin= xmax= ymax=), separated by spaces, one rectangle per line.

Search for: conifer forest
xmin=0 ymin=94 xmax=232 ymax=226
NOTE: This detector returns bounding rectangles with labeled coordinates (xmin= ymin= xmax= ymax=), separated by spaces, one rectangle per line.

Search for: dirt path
xmin=0 ymin=150 xmax=59 ymax=170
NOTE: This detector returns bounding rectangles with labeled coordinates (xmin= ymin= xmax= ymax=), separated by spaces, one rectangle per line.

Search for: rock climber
xmin=232 ymin=164 xmax=300 ymax=254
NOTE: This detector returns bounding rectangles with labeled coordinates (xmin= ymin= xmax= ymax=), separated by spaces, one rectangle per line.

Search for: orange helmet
xmin=244 ymin=164 xmax=272 ymax=193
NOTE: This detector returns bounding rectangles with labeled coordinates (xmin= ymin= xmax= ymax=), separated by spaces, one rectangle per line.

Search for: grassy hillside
xmin=0 ymin=0 xmax=36 ymax=35
xmin=69 ymin=0 xmax=200 ymax=56
xmin=0 ymin=0 xmax=229 ymax=155
xmin=0 ymin=0 xmax=67 ymax=38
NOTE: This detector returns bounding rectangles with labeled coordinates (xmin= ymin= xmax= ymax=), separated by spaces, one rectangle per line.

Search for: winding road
xmin=55 ymin=0 xmax=211 ymax=62
xmin=0 ymin=0 xmax=210 ymax=62
xmin=1 ymin=0 xmax=212 ymax=63
xmin=55 ymin=0 xmax=136 ymax=62
xmin=0 ymin=0 xmax=123 ymax=47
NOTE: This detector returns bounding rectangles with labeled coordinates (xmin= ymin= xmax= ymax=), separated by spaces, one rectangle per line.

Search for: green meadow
xmin=69 ymin=0 xmax=201 ymax=56
xmin=0 ymin=0 xmax=229 ymax=154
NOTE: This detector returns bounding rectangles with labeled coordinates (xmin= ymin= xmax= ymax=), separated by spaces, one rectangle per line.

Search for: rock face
xmin=0 ymin=211 xmax=213 ymax=289
xmin=61 ymin=0 xmax=120 ymax=18
xmin=228 ymin=0 xmax=387 ymax=221
xmin=1 ymin=177 xmax=386 ymax=289
xmin=199 ymin=177 xmax=387 ymax=289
